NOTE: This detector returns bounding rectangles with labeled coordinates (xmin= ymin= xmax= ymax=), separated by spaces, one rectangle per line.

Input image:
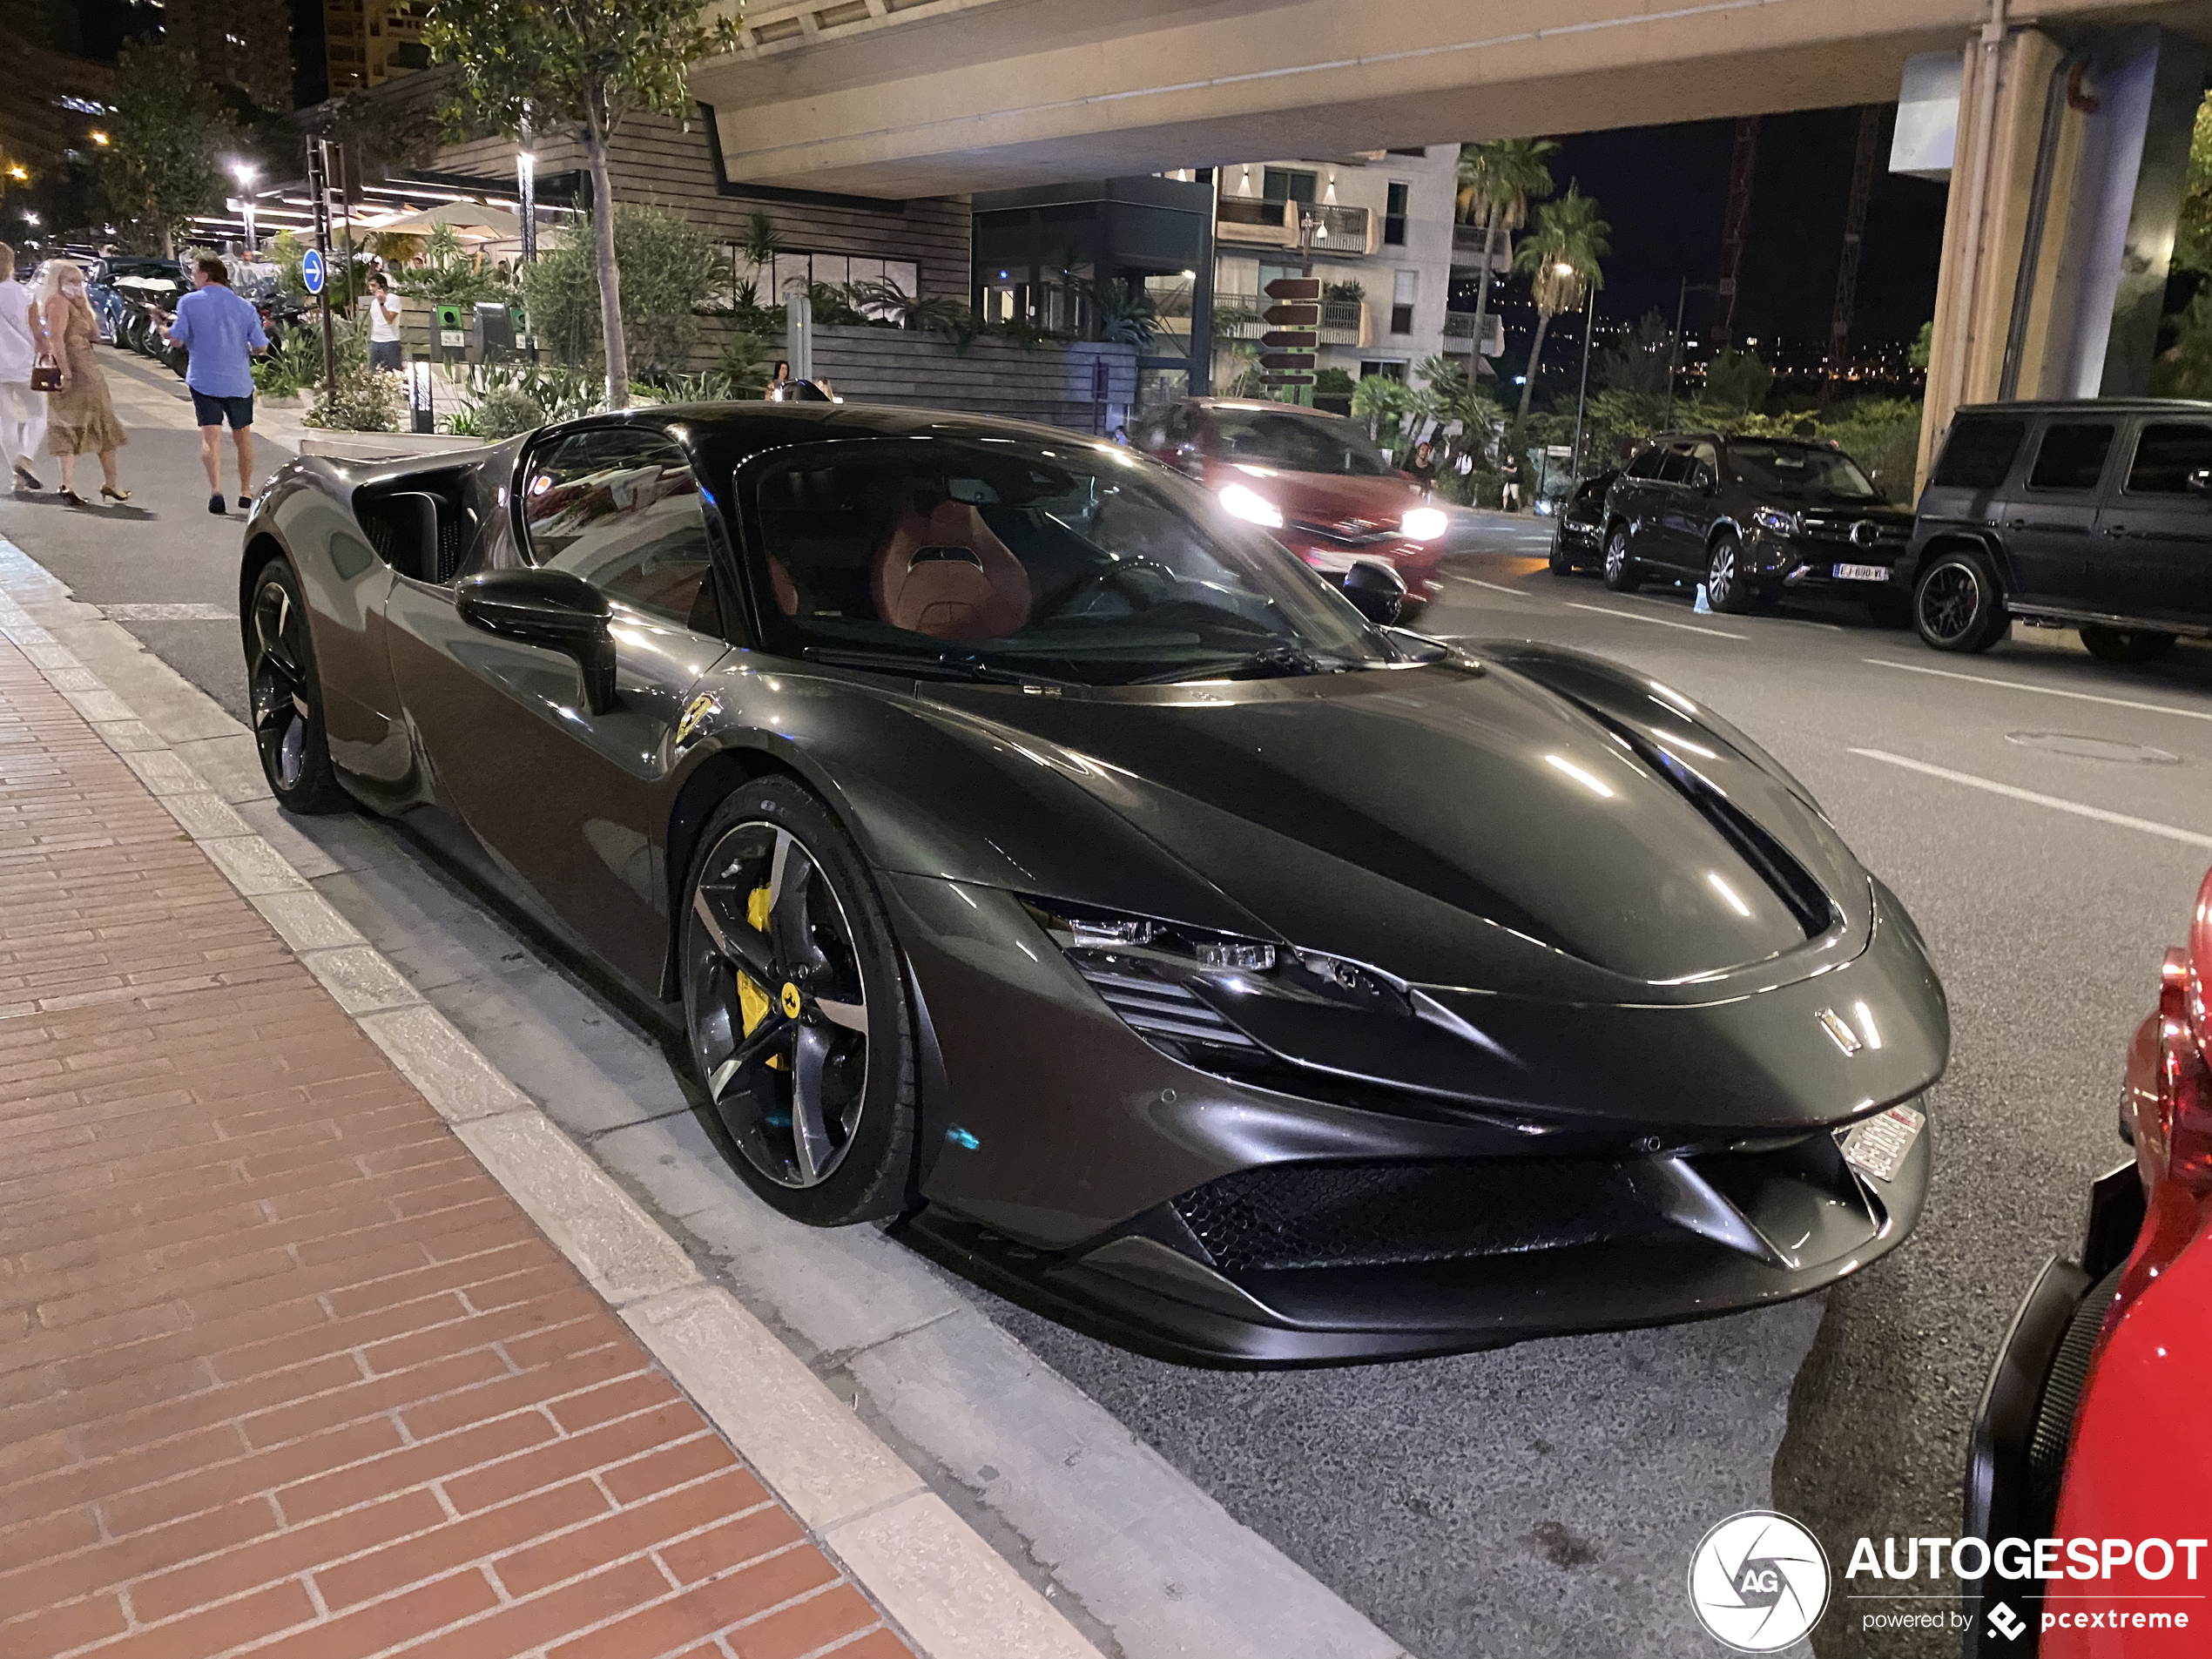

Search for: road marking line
xmin=1851 ymin=748 xmax=2212 ymax=850
xmin=1449 ymin=575 xmax=1539 ymax=597
xmin=1862 ymin=657 xmax=2212 ymax=724
xmin=1561 ymin=601 xmax=1748 ymax=640
xmin=101 ymin=603 xmax=238 ymax=623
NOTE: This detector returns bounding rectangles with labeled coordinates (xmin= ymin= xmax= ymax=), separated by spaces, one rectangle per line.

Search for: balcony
xmin=1444 ymin=310 xmax=1503 ymax=355
xmin=1319 ymin=299 xmax=1364 ymax=345
xmin=1451 ymin=223 xmax=1508 ymax=273
xmin=1215 ymin=199 xmax=1372 ymax=253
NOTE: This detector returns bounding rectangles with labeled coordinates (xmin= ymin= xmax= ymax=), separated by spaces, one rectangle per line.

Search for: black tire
xmin=1704 ymin=533 xmax=1754 ymax=614
xmin=245 ymin=557 xmax=348 ymax=813
xmin=680 ymin=778 xmax=915 ymax=1226
xmin=2079 ymin=624 xmax=2177 ymax=665
xmin=1602 ymin=525 xmax=1641 ymax=592
xmin=1912 ymin=549 xmax=2009 ymax=653
xmin=1548 ymin=529 xmax=1574 ymax=575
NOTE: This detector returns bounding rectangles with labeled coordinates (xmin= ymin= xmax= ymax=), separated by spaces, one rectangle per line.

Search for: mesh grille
xmin=1173 ymin=1159 xmax=1650 ymax=1272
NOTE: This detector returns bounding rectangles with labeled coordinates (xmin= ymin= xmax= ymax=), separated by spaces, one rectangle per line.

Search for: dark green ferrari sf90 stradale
xmin=239 ymin=403 xmax=1946 ymax=1364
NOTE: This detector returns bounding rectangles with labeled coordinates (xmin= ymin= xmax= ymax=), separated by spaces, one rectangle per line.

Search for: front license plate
xmin=1833 ymin=562 xmax=1890 ymax=583
xmin=1838 ymin=1104 xmax=1925 ymax=1184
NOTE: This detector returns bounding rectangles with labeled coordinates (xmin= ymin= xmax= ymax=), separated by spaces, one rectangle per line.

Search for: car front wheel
xmin=681 ymin=778 xmax=915 ymax=1226
xmin=1912 ymin=550 xmax=2009 ymax=653
xmin=1704 ymin=534 xmax=1754 ymax=614
xmin=2079 ymin=624 xmax=2176 ymax=664
xmin=246 ymin=557 xmax=348 ymax=813
xmin=1602 ymin=527 xmax=1641 ymax=592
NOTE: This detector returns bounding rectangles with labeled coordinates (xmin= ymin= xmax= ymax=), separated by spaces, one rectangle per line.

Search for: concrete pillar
xmin=1913 ymin=21 xmax=2206 ymax=491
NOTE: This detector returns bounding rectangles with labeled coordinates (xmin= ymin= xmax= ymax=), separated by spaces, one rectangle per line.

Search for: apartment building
xmin=323 ymin=0 xmax=432 ymax=94
xmin=1207 ymin=145 xmax=1460 ymax=392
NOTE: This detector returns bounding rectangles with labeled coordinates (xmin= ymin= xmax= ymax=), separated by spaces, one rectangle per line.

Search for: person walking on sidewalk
xmin=0 ymin=244 xmax=48 ymax=493
xmin=32 ymin=258 xmax=129 ymax=507
xmin=166 ymin=254 xmax=267 ymax=516
xmin=366 ymin=274 xmax=403 ymax=374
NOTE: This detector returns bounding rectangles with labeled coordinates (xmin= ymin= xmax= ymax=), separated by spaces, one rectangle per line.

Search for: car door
xmin=1615 ymin=444 xmax=1667 ymax=552
xmin=2090 ymin=419 xmax=2212 ymax=625
xmin=1641 ymin=443 xmax=1698 ymax=572
xmin=2004 ymin=417 xmax=2117 ymax=605
xmin=1656 ymin=440 xmax=1719 ymax=572
xmin=382 ymin=426 xmax=736 ymax=991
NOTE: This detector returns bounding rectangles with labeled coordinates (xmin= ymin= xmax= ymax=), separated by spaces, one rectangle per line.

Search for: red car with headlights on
xmin=1961 ymin=866 xmax=2212 ymax=1656
xmin=1131 ymin=399 xmax=1447 ymax=620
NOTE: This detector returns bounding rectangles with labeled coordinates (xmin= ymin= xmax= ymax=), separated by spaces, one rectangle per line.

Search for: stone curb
xmin=0 ymin=550 xmax=1107 ymax=1659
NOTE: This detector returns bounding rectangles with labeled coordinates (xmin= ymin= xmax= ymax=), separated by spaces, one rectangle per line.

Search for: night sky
xmin=1543 ymin=105 xmax=1952 ymax=354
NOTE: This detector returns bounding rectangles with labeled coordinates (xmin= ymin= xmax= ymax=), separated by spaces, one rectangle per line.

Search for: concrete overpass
xmin=691 ymin=0 xmax=2212 ymax=199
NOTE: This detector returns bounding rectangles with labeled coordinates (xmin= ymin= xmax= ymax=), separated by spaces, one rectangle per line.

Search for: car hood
xmin=913 ymin=655 xmax=1872 ymax=1004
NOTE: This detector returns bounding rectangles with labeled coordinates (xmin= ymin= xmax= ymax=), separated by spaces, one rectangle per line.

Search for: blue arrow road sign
xmin=301 ymin=249 xmax=325 ymax=295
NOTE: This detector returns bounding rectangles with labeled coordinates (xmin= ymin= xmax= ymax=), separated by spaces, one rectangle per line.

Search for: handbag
xmin=29 ymin=354 xmax=61 ymax=393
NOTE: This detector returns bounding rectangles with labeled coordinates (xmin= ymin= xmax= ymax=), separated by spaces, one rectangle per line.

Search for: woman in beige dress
xmin=33 ymin=259 xmax=129 ymax=505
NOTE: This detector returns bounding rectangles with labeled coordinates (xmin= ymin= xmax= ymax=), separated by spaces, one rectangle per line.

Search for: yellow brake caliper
xmin=733 ymin=884 xmax=786 ymax=1069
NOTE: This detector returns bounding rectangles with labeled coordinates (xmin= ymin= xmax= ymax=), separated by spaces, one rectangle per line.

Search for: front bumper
xmin=1747 ymin=530 xmax=1905 ymax=593
xmin=890 ymin=873 xmax=1939 ymax=1365
xmin=1959 ymin=1163 xmax=2145 ymax=1656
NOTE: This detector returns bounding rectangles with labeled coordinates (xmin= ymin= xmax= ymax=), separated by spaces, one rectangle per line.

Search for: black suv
xmin=1598 ymin=432 xmax=1912 ymax=615
xmin=1905 ymin=400 xmax=2212 ymax=660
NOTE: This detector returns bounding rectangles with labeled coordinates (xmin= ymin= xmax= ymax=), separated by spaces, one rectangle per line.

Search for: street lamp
xmin=516 ymin=148 xmax=537 ymax=264
xmin=232 ymin=160 xmax=260 ymax=253
xmin=90 ymin=131 xmax=109 ymax=147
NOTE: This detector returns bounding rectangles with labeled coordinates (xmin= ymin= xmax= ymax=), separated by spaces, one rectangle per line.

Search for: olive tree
xmin=100 ymin=43 xmax=230 ymax=256
xmin=424 ymin=0 xmax=740 ymax=408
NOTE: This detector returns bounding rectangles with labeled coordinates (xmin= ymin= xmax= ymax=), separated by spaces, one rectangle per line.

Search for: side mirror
xmin=1339 ymin=559 xmax=1406 ymax=627
xmin=1174 ymin=442 xmax=1206 ymax=481
xmin=455 ymin=568 xmax=617 ymax=715
xmin=2189 ymin=468 xmax=2212 ymax=498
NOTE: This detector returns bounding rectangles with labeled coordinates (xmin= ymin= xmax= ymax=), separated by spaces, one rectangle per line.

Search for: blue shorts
xmin=191 ymin=390 xmax=254 ymax=429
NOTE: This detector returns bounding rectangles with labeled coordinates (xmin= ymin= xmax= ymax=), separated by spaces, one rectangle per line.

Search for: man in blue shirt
xmin=166 ymin=256 xmax=268 ymax=516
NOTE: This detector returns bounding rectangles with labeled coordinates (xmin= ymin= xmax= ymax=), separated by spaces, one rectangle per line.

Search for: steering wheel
xmin=1051 ymin=556 xmax=1181 ymax=617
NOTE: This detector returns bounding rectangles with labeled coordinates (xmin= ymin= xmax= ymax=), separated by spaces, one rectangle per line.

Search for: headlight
xmin=1026 ymin=899 xmax=1410 ymax=1061
xmin=1217 ymin=482 xmax=1284 ymax=529
xmin=1401 ymin=506 xmax=1448 ymax=541
xmin=1754 ymin=507 xmax=1801 ymax=537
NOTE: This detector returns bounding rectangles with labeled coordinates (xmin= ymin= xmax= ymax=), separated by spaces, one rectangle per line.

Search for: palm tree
xmin=1455 ymin=138 xmax=1557 ymax=384
xmin=1512 ymin=184 xmax=1610 ymax=421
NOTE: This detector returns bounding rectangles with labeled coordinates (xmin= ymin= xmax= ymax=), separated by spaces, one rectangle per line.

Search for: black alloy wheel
xmin=1602 ymin=526 xmax=1641 ymax=592
xmin=1912 ymin=550 xmax=2009 ymax=653
xmin=2079 ymin=624 xmax=2177 ymax=665
xmin=1704 ymin=533 xmax=1753 ymax=614
xmin=246 ymin=558 xmax=347 ymax=812
xmin=681 ymin=779 xmax=914 ymax=1225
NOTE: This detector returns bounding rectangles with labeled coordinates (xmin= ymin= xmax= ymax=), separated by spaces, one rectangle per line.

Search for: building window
xmin=1391 ymin=269 xmax=1416 ymax=335
xmin=1386 ymin=147 xmax=1427 ymax=157
xmin=1261 ymin=168 xmax=1317 ymax=206
xmin=1384 ymin=182 xmax=1408 ymax=247
xmin=1359 ymin=361 xmax=1406 ymax=381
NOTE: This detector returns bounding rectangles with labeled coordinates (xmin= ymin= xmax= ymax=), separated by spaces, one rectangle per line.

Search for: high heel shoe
xmin=58 ymin=488 xmax=90 ymax=508
xmin=100 ymin=485 xmax=132 ymax=502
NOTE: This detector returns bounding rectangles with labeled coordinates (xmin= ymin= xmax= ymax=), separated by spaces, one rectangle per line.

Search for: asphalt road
xmin=9 ymin=353 xmax=2209 ymax=1658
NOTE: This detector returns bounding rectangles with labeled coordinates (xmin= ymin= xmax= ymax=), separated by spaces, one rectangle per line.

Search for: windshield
xmin=748 ymin=435 xmax=1396 ymax=685
xmin=1206 ymin=407 xmax=1395 ymax=476
xmin=1728 ymin=442 xmax=1879 ymax=502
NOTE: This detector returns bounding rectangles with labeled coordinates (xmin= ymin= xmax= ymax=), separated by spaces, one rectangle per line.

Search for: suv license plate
xmin=1837 ymin=1103 xmax=1925 ymax=1184
xmin=1834 ymin=563 xmax=1890 ymax=583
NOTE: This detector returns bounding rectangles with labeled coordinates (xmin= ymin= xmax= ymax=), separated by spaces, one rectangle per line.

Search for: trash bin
xmin=435 ymin=304 xmax=465 ymax=367
xmin=473 ymin=301 xmax=516 ymax=363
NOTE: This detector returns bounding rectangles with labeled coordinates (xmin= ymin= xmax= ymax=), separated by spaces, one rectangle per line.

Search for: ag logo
xmin=675 ymin=691 xmax=718 ymax=746
xmin=1987 ymin=1602 xmax=2027 ymax=1642
xmin=1687 ymin=1511 xmax=1831 ymax=1652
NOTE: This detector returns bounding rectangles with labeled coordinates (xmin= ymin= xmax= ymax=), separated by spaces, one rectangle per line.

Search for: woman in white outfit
xmin=0 ymin=243 xmax=48 ymax=492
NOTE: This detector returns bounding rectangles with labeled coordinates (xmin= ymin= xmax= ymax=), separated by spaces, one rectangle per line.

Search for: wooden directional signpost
xmin=1260 ymin=275 xmax=1320 ymax=401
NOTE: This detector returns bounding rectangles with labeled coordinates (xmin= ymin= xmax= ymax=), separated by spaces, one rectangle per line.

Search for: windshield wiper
xmin=1130 ymin=642 xmax=1359 ymax=685
xmin=801 ymin=645 xmax=1082 ymax=687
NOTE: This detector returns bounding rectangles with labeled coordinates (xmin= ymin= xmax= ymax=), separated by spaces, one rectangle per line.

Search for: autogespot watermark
xmin=1687 ymin=1518 xmax=2208 ymax=1649
xmin=1688 ymin=1512 xmax=1831 ymax=1652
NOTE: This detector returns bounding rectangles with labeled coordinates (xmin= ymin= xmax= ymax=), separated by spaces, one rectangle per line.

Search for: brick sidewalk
xmin=0 ymin=635 xmax=909 ymax=1659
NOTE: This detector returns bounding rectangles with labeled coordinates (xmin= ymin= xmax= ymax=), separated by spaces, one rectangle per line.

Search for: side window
xmin=1626 ymin=447 xmax=1664 ymax=480
xmin=2123 ymin=423 xmax=2212 ymax=495
xmin=1688 ymin=441 xmax=1719 ymax=487
xmin=1656 ymin=446 xmax=1696 ymax=485
xmin=520 ymin=429 xmax=721 ymax=631
xmin=2026 ymin=422 xmax=2115 ymax=492
xmin=1932 ymin=417 xmax=2026 ymax=489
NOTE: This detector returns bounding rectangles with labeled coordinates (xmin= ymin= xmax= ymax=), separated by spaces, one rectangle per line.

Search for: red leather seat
xmin=870 ymin=494 xmax=1032 ymax=639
